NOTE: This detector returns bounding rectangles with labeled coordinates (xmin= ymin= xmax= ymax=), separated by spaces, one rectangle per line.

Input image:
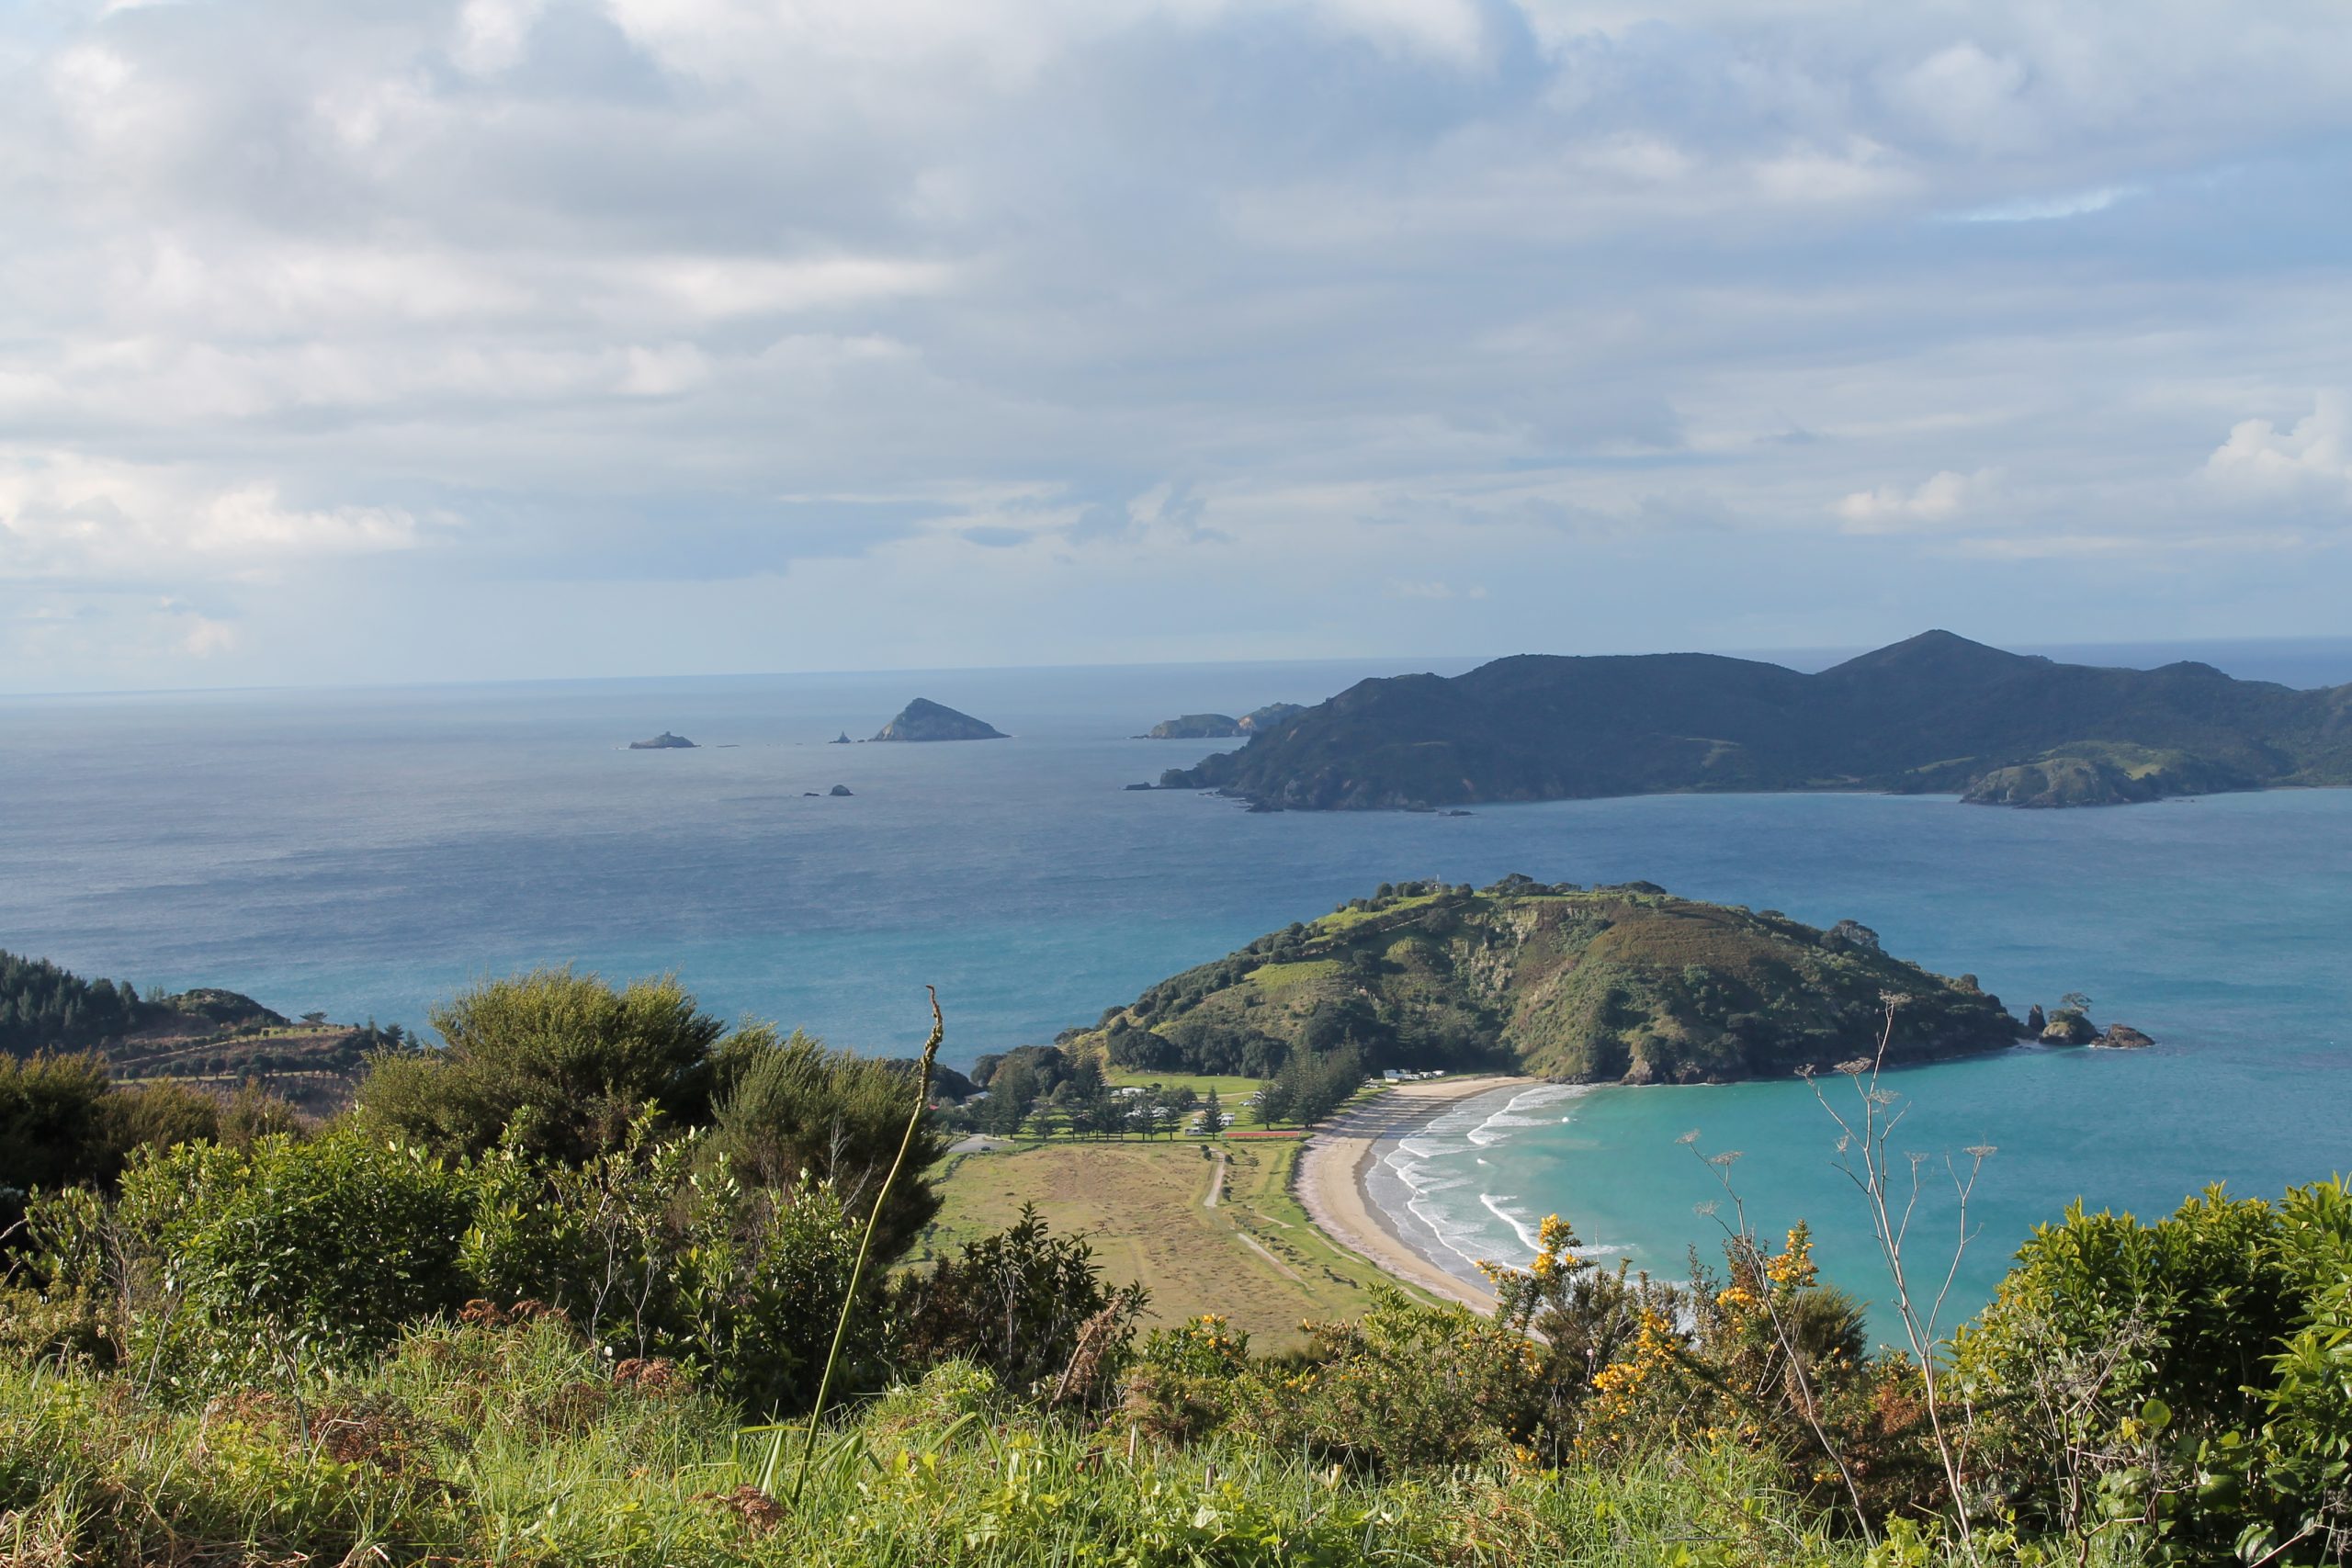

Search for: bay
xmin=4 ymin=640 xmax=2348 ymax=1321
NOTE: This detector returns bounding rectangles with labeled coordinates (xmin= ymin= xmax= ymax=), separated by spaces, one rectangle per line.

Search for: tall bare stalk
xmin=787 ymin=987 xmax=943 ymax=1508
xmin=1805 ymin=995 xmax=1991 ymax=1559
xmin=1690 ymin=1145 xmax=1879 ymax=1547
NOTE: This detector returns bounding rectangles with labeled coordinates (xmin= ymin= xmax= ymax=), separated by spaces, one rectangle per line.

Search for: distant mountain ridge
xmin=1158 ymin=631 xmax=2352 ymax=810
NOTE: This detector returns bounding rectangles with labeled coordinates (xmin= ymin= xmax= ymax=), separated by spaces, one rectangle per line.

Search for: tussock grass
xmin=0 ymin=1321 xmax=1926 ymax=1567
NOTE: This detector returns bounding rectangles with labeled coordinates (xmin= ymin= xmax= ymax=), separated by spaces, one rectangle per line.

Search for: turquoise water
xmin=4 ymin=649 xmax=2349 ymax=1322
xmin=1374 ymin=789 xmax=2352 ymax=1325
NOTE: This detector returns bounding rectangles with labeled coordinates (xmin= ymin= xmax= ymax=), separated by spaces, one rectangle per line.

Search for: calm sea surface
xmin=4 ymin=641 xmax=2348 ymax=1325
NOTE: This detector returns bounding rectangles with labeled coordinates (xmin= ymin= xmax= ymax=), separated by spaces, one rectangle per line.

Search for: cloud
xmin=0 ymin=454 xmax=434 ymax=581
xmin=2203 ymin=392 xmax=2352 ymax=506
xmin=1948 ymin=185 xmax=2139 ymax=223
xmin=6 ymin=0 xmax=2352 ymax=683
xmin=157 ymin=597 xmax=242 ymax=656
xmin=1835 ymin=469 xmax=2000 ymax=531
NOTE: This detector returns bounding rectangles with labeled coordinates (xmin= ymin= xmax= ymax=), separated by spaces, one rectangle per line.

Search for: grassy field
xmin=916 ymin=1137 xmax=1421 ymax=1348
xmin=1102 ymin=1066 xmax=1266 ymax=1101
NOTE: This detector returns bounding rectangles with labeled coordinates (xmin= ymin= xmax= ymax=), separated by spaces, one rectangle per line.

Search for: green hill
xmin=1159 ymin=630 xmax=2352 ymax=810
xmin=1063 ymin=878 xmax=2018 ymax=1085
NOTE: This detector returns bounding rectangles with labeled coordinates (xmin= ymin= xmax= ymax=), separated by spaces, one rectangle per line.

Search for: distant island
xmin=1158 ymin=630 xmax=2352 ymax=810
xmin=628 ymin=731 xmax=696 ymax=750
xmin=871 ymin=698 xmax=1007 ymax=742
xmin=1138 ymin=703 xmax=1306 ymax=739
xmin=1056 ymin=877 xmax=2019 ymax=1085
xmin=829 ymin=731 xmax=852 ymax=744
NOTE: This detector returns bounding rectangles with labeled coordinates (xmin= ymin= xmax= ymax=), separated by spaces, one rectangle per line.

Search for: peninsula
xmin=1138 ymin=703 xmax=1307 ymax=739
xmin=870 ymin=698 xmax=1007 ymax=741
xmin=1059 ymin=876 xmax=2018 ymax=1085
xmin=1158 ymin=630 xmax=2352 ymax=810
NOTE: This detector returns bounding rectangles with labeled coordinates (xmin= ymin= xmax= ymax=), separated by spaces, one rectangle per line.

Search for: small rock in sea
xmin=829 ymin=784 xmax=854 ymax=796
xmin=1442 ymin=809 xmax=1474 ymax=817
xmin=802 ymin=791 xmax=820 ymax=796
xmin=1125 ymin=782 xmax=1155 ymax=791
xmin=2040 ymin=1010 xmax=2098 ymax=1045
xmin=2025 ymin=1003 xmax=2046 ymax=1035
xmin=829 ymin=732 xmax=852 ymax=744
xmin=2098 ymin=1023 xmax=2155 ymax=1049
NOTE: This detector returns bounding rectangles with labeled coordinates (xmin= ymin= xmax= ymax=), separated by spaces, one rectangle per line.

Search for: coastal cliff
xmin=1059 ymin=877 xmax=2018 ymax=1085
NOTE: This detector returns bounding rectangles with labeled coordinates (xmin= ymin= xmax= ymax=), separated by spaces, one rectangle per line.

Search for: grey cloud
xmin=4 ymin=0 xmax=2352 ymax=686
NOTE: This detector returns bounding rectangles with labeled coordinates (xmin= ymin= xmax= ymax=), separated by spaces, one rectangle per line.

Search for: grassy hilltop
xmin=1066 ymin=877 xmax=2018 ymax=1085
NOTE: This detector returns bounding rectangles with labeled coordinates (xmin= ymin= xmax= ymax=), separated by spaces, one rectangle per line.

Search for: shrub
xmin=0 ymin=1053 xmax=117 ymax=1199
xmin=888 ymin=1203 xmax=1147 ymax=1404
xmin=1951 ymin=1182 xmax=2337 ymax=1558
xmin=707 ymin=1028 xmax=945 ymax=1258
xmin=461 ymin=1119 xmax=868 ymax=1414
xmin=356 ymin=969 xmax=727 ymax=1163
xmin=117 ymin=1129 xmax=477 ymax=1380
xmin=1230 ymin=1288 xmax=1549 ymax=1472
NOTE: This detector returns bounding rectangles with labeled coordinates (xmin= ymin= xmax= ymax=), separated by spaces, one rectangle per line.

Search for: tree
xmin=1202 ymin=1087 xmax=1225 ymax=1136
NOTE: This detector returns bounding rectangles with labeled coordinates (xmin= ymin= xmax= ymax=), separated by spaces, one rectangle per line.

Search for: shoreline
xmin=1295 ymin=1075 xmax=1538 ymax=1313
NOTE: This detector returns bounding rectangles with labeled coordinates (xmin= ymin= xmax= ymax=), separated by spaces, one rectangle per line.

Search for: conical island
xmin=870 ymin=698 xmax=1006 ymax=741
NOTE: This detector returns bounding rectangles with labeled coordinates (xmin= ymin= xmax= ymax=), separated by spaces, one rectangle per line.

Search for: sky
xmin=4 ymin=0 xmax=2351 ymax=693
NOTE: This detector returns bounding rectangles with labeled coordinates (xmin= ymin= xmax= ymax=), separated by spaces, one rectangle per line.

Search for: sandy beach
xmin=1295 ymin=1075 xmax=1538 ymax=1313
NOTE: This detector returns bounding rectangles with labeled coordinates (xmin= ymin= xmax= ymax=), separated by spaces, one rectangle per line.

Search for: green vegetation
xmin=1067 ymin=876 xmax=2018 ymax=1085
xmin=4 ymin=960 xmax=2345 ymax=1566
xmin=0 ymin=944 xmax=404 ymax=1115
xmin=1159 ymin=629 xmax=2352 ymax=810
xmin=0 ymin=947 xmax=294 ymax=1057
xmin=918 ymin=1138 xmax=1407 ymax=1346
xmin=0 ymin=1320 xmax=1911 ymax=1567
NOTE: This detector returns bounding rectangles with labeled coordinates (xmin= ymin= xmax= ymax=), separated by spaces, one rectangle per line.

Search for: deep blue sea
xmin=5 ymin=638 xmax=2349 ymax=1327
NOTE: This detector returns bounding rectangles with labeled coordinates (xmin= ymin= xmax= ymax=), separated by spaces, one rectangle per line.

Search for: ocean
xmin=5 ymin=639 xmax=2349 ymax=1325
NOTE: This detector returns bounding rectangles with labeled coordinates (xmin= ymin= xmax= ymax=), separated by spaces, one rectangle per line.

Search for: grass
xmin=0 ymin=1318 xmax=1928 ymax=1567
xmin=1311 ymin=892 xmax=1440 ymax=932
xmin=914 ymin=1137 xmax=1417 ymax=1348
xmin=1102 ymin=1066 xmax=1266 ymax=1101
xmin=1243 ymin=958 xmax=1340 ymax=997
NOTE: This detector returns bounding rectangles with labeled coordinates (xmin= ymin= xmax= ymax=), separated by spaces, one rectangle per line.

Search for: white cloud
xmin=1950 ymin=184 xmax=2138 ymax=223
xmin=0 ymin=454 xmax=433 ymax=581
xmin=158 ymin=597 xmax=242 ymax=656
xmin=1890 ymin=42 xmax=2035 ymax=152
xmin=2203 ymin=392 xmax=2352 ymax=505
xmin=1835 ymin=469 xmax=2000 ymax=531
xmin=452 ymin=0 xmax=548 ymax=75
